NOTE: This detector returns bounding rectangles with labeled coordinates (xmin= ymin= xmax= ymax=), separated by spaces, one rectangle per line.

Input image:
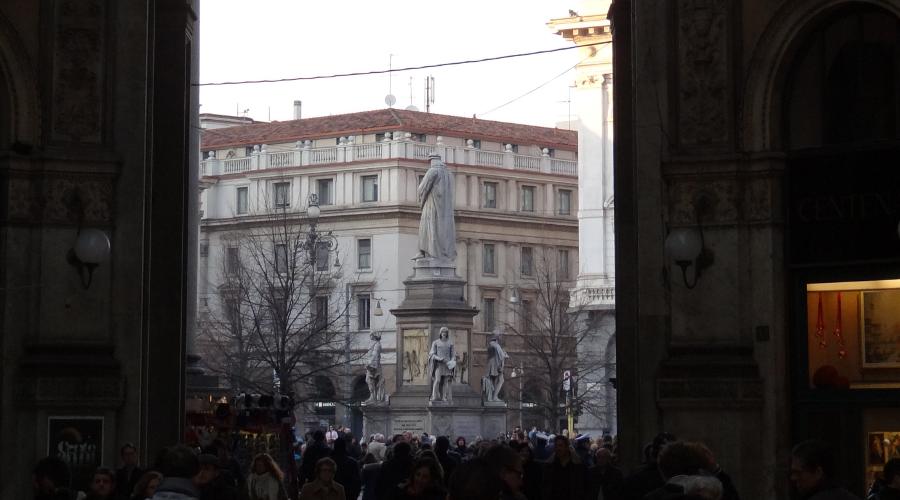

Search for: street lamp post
xmin=510 ymin=363 xmax=524 ymax=431
xmin=303 ymin=193 xmax=341 ymax=425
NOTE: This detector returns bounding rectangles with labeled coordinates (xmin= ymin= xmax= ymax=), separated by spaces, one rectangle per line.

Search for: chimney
xmin=293 ymin=100 xmax=302 ymax=120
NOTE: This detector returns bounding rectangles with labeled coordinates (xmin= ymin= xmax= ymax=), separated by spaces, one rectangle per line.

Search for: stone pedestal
xmin=362 ymin=399 xmax=508 ymax=441
xmin=360 ymin=260 xmax=508 ymax=439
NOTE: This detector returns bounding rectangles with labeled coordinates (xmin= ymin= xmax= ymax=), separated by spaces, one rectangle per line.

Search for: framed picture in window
xmin=860 ymin=289 xmax=900 ymax=368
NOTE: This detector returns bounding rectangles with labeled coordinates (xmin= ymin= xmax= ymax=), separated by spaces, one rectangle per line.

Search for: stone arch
xmin=351 ymin=374 xmax=370 ymax=402
xmin=0 ymin=12 xmax=40 ymax=148
xmin=741 ymin=0 xmax=900 ymax=152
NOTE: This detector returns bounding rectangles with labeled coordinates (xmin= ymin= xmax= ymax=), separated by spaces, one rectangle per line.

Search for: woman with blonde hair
xmin=248 ymin=453 xmax=287 ymax=500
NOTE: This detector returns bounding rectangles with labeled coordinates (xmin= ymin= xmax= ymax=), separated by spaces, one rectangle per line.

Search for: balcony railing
xmin=201 ymin=137 xmax=577 ymax=178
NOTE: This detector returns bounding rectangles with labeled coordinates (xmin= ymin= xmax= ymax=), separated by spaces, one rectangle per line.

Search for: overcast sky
xmin=199 ymin=0 xmax=580 ymax=128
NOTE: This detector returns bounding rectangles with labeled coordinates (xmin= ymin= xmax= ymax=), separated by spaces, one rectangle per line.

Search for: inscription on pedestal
xmin=453 ymin=415 xmax=481 ymax=439
xmin=392 ymin=415 xmax=426 ymax=434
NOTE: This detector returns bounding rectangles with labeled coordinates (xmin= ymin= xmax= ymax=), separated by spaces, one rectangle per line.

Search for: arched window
xmin=312 ymin=376 xmax=336 ymax=418
xmin=351 ymin=375 xmax=370 ymax=402
xmin=785 ymin=6 xmax=900 ymax=149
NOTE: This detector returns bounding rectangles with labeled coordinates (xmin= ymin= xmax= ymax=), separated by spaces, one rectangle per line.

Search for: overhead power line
xmin=479 ymin=56 xmax=589 ymax=117
xmin=195 ymin=41 xmax=610 ymax=87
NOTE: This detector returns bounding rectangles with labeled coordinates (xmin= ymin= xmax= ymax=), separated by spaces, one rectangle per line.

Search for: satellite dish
xmin=405 ymin=105 xmax=419 ymax=111
xmin=384 ymin=94 xmax=396 ymax=107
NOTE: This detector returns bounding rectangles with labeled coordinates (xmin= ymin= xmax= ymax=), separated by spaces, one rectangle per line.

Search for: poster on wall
xmin=860 ymin=290 xmax=900 ymax=368
xmin=48 ymin=416 xmax=104 ymax=492
xmin=867 ymin=432 xmax=900 ymax=487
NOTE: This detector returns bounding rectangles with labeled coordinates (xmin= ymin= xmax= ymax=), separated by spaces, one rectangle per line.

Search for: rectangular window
xmin=362 ymin=175 xmax=379 ymax=202
xmin=358 ymin=238 xmax=372 ymax=270
xmin=508 ymin=144 xmax=519 ymax=153
xmin=521 ymin=186 xmax=535 ymax=212
xmin=470 ymin=139 xmax=482 ymax=149
xmin=522 ymin=299 xmax=533 ymax=332
xmin=559 ymin=249 xmax=570 ymax=279
xmin=315 ymin=242 xmax=330 ymax=271
xmin=358 ymin=294 xmax=371 ymax=330
xmin=317 ymin=179 xmax=333 ymax=206
xmin=375 ymin=133 xmax=387 ymax=142
xmin=521 ymin=246 xmax=534 ymax=276
xmin=483 ymin=244 xmax=496 ymax=275
xmin=274 ymin=182 xmax=290 ymax=208
xmin=558 ymin=189 xmax=572 ymax=215
xmin=274 ymin=244 xmax=288 ymax=274
xmin=483 ymin=298 xmax=496 ymax=332
xmin=411 ymin=133 xmax=426 ymax=143
xmin=484 ymin=182 xmax=497 ymax=208
xmin=226 ymin=247 xmax=240 ymax=275
xmin=315 ymin=296 xmax=329 ymax=330
xmin=236 ymin=186 xmax=248 ymax=215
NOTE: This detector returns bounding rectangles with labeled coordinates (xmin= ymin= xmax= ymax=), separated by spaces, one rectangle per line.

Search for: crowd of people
xmin=32 ymin=427 xmax=895 ymax=500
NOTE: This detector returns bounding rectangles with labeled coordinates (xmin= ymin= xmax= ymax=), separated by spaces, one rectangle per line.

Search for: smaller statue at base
xmin=483 ymin=335 xmax=509 ymax=402
xmin=428 ymin=327 xmax=455 ymax=402
xmin=365 ymin=332 xmax=385 ymax=402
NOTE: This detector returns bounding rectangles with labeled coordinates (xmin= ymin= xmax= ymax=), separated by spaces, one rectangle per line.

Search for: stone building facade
xmin=550 ymin=0 xmax=618 ymax=437
xmin=198 ymin=109 xmax=580 ymax=434
xmin=0 ymin=0 xmax=198 ymax=497
xmin=614 ymin=0 xmax=900 ymax=498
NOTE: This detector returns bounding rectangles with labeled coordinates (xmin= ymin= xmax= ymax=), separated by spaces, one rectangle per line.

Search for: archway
xmin=777 ymin=4 xmax=900 ymax=492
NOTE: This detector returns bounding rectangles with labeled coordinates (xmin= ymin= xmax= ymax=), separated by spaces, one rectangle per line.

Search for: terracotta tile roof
xmin=201 ymin=108 xmax=577 ymax=151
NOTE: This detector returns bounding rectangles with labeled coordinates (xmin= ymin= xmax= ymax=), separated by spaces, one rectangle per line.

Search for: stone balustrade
xmin=571 ymin=285 xmax=616 ymax=309
xmin=201 ymin=136 xmax=577 ymax=178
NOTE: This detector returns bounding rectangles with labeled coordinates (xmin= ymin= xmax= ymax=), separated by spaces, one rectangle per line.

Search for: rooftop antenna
xmin=424 ymin=76 xmax=435 ymax=113
xmin=405 ymin=76 xmax=418 ymax=111
xmin=384 ymin=53 xmax=396 ymax=108
xmin=388 ymin=53 xmax=394 ymax=96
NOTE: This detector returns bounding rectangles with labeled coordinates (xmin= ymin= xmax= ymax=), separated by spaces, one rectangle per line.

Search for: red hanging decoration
xmin=834 ymin=292 xmax=846 ymax=359
xmin=816 ymin=293 xmax=826 ymax=348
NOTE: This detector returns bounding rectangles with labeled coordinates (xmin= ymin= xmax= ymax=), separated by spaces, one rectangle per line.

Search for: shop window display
xmin=806 ymin=280 xmax=900 ymax=390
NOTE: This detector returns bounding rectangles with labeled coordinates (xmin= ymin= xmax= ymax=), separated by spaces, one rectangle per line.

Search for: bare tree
xmin=502 ymin=250 xmax=612 ymax=431
xmin=198 ymin=191 xmax=366 ymax=406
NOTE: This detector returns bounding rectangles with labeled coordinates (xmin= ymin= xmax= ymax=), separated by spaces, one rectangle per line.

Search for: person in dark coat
xmin=33 ymin=456 xmax=75 ymax=500
xmin=623 ymin=432 xmax=676 ymax=500
xmin=587 ymin=447 xmax=624 ymax=500
xmin=376 ymin=442 xmax=414 ymax=500
xmin=331 ymin=437 xmax=361 ymax=500
xmin=433 ymin=437 xmax=458 ymax=486
xmin=541 ymin=436 xmax=586 ymax=500
xmin=790 ymin=440 xmax=860 ymax=500
xmin=302 ymin=431 xmax=333 ymax=486
xmin=116 ymin=443 xmax=144 ymax=500
xmin=513 ymin=443 xmax=542 ymax=500
xmin=874 ymin=458 xmax=900 ymax=500
xmin=643 ymin=441 xmax=739 ymax=500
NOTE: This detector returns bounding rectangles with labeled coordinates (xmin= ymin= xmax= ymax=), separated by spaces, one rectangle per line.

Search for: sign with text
xmin=392 ymin=415 xmax=426 ymax=434
xmin=48 ymin=416 xmax=104 ymax=493
xmin=788 ymin=148 xmax=900 ymax=264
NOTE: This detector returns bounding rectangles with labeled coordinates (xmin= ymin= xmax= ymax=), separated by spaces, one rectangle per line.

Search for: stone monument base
xmin=362 ymin=399 xmax=508 ymax=441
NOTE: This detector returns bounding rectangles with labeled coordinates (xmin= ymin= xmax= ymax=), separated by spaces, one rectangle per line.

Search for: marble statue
xmin=427 ymin=327 xmax=455 ymax=402
xmin=416 ymin=155 xmax=457 ymax=264
xmin=483 ymin=335 xmax=509 ymax=402
xmin=366 ymin=332 xmax=385 ymax=402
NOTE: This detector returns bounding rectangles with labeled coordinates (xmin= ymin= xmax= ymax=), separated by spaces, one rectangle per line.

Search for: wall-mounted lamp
xmin=67 ymin=228 xmax=111 ymax=289
xmin=374 ymin=299 xmax=384 ymax=316
xmin=509 ymin=287 xmax=520 ymax=304
xmin=664 ymin=196 xmax=713 ymax=289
